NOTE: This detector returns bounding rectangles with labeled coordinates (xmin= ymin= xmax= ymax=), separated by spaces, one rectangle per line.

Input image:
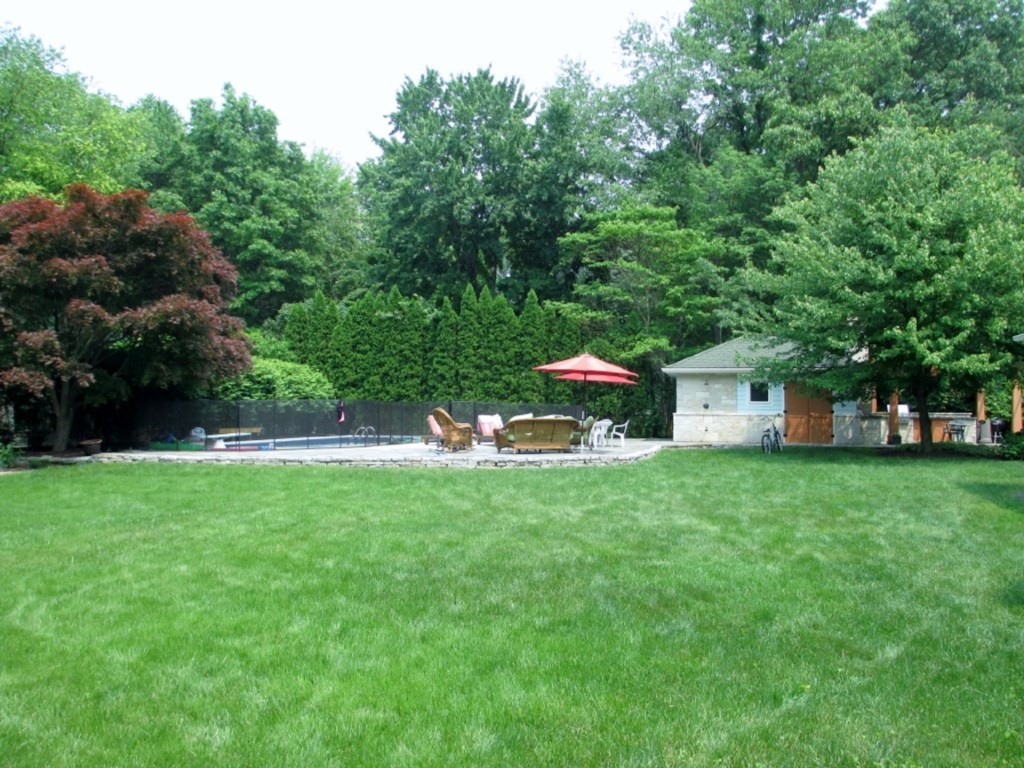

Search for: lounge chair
xmin=430 ymin=407 xmax=474 ymax=451
xmin=423 ymin=413 xmax=444 ymax=447
xmin=476 ymin=414 xmax=504 ymax=444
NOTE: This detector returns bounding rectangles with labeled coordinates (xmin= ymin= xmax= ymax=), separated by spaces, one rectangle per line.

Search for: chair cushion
xmin=477 ymin=414 xmax=503 ymax=436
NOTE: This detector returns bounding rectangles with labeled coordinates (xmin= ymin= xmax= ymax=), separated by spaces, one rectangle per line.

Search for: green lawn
xmin=1 ymin=449 xmax=1022 ymax=767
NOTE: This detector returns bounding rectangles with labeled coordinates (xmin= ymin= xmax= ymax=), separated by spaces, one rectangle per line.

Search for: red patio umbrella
xmin=555 ymin=372 xmax=638 ymax=385
xmin=534 ymin=353 xmax=638 ymax=416
xmin=533 ymin=352 xmax=638 ymax=379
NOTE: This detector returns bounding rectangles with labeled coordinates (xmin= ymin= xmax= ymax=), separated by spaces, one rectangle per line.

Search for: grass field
xmin=1 ymin=448 xmax=1023 ymax=767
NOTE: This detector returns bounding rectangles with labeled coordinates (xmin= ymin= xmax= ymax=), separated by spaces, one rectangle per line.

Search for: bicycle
xmin=761 ymin=415 xmax=783 ymax=454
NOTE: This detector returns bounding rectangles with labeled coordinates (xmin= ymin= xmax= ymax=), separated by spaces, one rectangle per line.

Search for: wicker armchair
xmin=430 ymin=407 xmax=474 ymax=451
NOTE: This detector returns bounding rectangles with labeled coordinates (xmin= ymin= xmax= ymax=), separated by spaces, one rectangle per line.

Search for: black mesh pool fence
xmin=131 ymin=399 xmax=582 ymax=451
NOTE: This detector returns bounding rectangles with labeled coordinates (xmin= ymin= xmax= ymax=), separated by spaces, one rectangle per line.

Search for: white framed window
xmin=749 ymin=382 xmax=770 ymax=403
xmin=737 ymin=379 xmax=781 ymax=414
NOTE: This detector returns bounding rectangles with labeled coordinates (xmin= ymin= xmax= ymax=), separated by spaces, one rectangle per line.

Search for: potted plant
xmin=79 ymin=438 xmax=102 ymax=456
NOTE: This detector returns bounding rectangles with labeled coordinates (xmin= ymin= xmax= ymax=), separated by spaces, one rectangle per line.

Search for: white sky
xmin=4 ymin=1 xmax=687 ymax=171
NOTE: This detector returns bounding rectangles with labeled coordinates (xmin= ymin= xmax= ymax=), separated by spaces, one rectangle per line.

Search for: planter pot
xmin=80 ymin=439 xmax=102 ymax=456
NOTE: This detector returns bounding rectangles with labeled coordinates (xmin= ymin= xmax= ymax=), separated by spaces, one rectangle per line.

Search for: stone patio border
xmin=19 ymin=439 xmax=670 ymax=469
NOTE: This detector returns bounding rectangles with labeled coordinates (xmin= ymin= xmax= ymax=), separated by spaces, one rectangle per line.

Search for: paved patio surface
xmin=82 ymin=438 xmax=670 ymax=468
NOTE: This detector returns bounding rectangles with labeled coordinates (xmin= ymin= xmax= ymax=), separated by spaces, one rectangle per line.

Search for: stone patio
xmin=44 ymin=438 xmax=670 ymax=469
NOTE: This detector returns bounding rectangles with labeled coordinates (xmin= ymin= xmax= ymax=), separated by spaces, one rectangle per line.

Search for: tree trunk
xmin=888 ymin=391 xmax=901 ymax=443
xmin=49 ymin=379 xmax=76 ymax=453
xmin=912 ymin=384 xmax=934 ymax=453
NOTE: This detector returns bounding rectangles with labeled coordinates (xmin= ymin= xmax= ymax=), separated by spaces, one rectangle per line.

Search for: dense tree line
xmin=2 ymin=0 xmax=1024 ymax=445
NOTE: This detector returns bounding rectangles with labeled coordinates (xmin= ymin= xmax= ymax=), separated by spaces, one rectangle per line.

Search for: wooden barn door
xmin=784 ymin=384 xmax=833 ymax=445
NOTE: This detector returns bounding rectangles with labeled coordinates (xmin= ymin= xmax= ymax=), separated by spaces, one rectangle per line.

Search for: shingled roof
xmin=662 ymin=337 xmax=793 ymax=374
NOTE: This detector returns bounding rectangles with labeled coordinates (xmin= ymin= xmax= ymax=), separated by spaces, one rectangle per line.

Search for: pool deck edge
xmin=24 ymin=439 xmax=672 ymax=469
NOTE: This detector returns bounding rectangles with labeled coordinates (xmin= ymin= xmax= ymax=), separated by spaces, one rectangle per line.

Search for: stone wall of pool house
xmin=671 ymin=413 xmax=768 ymax=444
xmin=671 ymin=374 xmax=777 ymax=444
xmin=676 ymin=374 xmax=738 ymax=413
xmin=671 ymin=410 xmax=977 ymax=447
xmin=671 ymin=411 xmax=912 ymax=446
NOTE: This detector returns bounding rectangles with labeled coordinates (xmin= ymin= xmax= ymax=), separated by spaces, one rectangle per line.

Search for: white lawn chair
xmin=608 ymin=419 xmax=630 ymax=448
xmin=590 ymin=419 xmax=613 ymax=448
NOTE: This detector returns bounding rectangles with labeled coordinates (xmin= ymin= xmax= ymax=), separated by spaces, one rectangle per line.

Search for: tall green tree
xmin=515 ymin=290 xmax=550 ymax=403
xmin=476 ymin=288 xmax=520 ymax=401
xmin=134 ymin=92 xmax=367 ymax=312
xmin=305 ymin=150 xmax=372 ymax=302
xmin=750 ymin=123 xmax=1024 ymax=450
xmin=870 ymin=0 xmax=1024 ymax=133
xmin=542 ymin=303 xmax=583 ymax=405
xmin=426 ymin=297 xmax=459 ymax=401
xmin=456 ymin=285 xmax=484 ymax=400
xmin=0 ymin=28 xmax=145 ymax=201
xmin=507 ymin=64 xmax=637 ymax=303
xmin=621 ymin=0 xmax=887 ymax=273
xmin=304 ymin=290 xmax=341 ymax=378
xmin=331 ymin=291 xmax=385 ymax=399
xmin=283 ymin=303 xmax=312 ymax=365
xmin=130 ymin=95 xmax=189 ymax=210
xmin=376 ymin=287 xmax=428 ymax=401
xmin=623 ymin=0 xmax=874 ymax=157
xmin=359 ymin=69 xmax=535 ymax=302
xmin=561 ymin=205 xmax=723 ymax=363
xmin=176 ymin=85 xmax=320 ymax=325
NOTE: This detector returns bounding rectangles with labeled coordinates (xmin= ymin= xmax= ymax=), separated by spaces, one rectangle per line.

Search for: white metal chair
xmin=590 ymin=419 xmax=613 ymax=448
xmin=608 ymin=419 xmax=630 ymax=448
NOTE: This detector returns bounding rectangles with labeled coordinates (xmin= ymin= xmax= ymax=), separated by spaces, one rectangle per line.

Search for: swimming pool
xmin=220 ymin=433 xmax=418 ymax=451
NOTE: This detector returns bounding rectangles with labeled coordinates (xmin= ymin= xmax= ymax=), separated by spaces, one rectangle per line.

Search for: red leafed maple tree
xmin=0 ymin=184 xmax=251 ymax=451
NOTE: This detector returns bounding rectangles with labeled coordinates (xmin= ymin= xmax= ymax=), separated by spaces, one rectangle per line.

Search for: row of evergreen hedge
xmin=260 ymin=285 xmax=653 ymax=433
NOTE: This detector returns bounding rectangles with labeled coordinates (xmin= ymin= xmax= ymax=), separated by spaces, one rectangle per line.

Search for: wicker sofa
xmin=494 ymin=416 xmax=579 ymax=454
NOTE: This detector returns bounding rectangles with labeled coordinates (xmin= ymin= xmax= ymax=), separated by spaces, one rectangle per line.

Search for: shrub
xmin=998 ymin=431 xmax=1024 ymax=460
xmin=213 ymin=357 xmax=334 ymax=400
xmin=0 ymin=442 xmax=18 ymax=469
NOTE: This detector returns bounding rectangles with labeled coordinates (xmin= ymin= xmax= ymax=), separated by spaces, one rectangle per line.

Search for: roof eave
xmin=661 ymin=366 xmax=754 ymax=376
